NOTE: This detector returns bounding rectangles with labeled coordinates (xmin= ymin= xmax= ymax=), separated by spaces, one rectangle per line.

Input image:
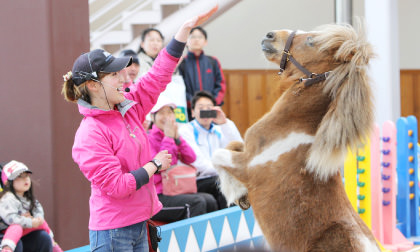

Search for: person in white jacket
xmin=178 ymin=91 xmax=242 ymax=209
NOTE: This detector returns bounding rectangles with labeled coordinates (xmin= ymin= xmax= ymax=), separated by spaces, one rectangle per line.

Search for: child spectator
xmin=178 ymin=91 xmax=242 ymax=209
xmin=148 ymin=96 xmax=218 ymax=222
xmin=179 ymin=26 xmax=226 ymax=120
xmin=0 ymin=160 xmax=62 ymax=252
xmin=118 ymin=49 xmax=140 ymax=86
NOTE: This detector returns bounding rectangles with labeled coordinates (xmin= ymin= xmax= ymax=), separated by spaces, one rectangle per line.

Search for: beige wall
xmin=399 ymin=0 xmax=420 ymax=69
xmin=202 ymin=0 xmax=418 ymax=70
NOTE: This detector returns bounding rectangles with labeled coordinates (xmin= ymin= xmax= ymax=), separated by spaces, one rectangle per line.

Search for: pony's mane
xmin=306 ymin=20 xmax=375 ymax=181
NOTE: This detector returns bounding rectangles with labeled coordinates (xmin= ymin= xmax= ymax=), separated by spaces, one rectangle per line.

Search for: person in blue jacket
xmin=178 ymin=26 xmax=226 ymax=120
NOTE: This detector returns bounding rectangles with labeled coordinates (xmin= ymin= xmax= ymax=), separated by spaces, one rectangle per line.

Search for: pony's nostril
xmin=266 ymin=32 xmax=275 ymax=39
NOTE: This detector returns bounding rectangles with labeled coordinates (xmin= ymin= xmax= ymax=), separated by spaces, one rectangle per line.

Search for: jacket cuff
xmin=130 ymin=168 xmax=150 ymax=190
xmin=166 ymin=38 xmax=186 ymax=58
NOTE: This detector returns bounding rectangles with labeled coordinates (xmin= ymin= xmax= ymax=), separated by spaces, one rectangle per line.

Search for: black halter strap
xmin=278 ymin=31 xmax=331 ymax=87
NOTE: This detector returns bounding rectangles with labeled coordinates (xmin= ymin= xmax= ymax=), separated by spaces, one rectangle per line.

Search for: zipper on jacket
xmin=195 ymin=55 xmax=203 ymax=90
xmin=121 ymin=115 xmax=155 ymax=218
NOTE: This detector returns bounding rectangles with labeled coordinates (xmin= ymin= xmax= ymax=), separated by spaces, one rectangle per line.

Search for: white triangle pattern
xmin=235 ymin=212 xmax=251 ymax=242
xmin=219 ymin=216 xmax=235 ymax=247
xmin=252 ymin=220 xmax=264 ymax=237
xmin=201 ymin=220 xmax=218 ymax=251
xmin=184 ymin=225 xmax=200 ymax=252
xmin=167 ymin=230 xmax=181 ymax=252
xmin=159 ymin=210 xmax=270 ymax=252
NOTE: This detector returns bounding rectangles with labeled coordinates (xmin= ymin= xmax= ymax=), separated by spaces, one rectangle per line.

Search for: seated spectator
xmin=0 ymin=160 xmax=62 ymax=252
xmin=149 ymin=96 xmax=218 ymax=222
xmin=178 ymin=91 xmax=242 ymax=209
xmin=179 ymin=26 xmax=226 ymax=120
xmin=118 ymin=49 xmax=140 ymax=87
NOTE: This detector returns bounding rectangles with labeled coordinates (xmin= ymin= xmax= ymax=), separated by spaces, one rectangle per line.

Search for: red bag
xmin=161 ymin=165 xmax=197 ymax=196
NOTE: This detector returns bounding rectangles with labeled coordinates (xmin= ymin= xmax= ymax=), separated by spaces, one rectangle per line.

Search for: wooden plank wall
xmin=401 ymin=70 xmax=420 ymax=134
xmin=223 ymin=70 xmax=280 ymax=136
xmin=223 ymin=69 xmax=420 ymax=137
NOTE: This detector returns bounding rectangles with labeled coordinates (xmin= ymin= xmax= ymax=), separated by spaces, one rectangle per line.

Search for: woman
xmin=136 ymin=27 xmax=190 ymax=123
xmin=61 ymin=6 xmax=218 ymax=251
xmin=148 ymin=96 xmax=217 ymax=222
xmin=136 ymin=28 xmax=165 ymax=78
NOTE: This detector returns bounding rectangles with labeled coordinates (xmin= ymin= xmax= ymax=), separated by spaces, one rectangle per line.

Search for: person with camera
xmin=178 ymin=91 xmax=242 ymax=209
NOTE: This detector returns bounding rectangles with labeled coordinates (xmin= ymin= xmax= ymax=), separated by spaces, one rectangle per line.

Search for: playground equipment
xmin=344 ymin=118 xmax=419 ymax=251
xmin=396 ymin=116 xmax=420 ymax=244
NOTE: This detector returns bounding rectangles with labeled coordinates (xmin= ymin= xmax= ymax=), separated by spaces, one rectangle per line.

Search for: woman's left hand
xmin=174 ymin=5 xmax=218 ymax=42
xmin=188 ymin=5 xmax=218 ymax=28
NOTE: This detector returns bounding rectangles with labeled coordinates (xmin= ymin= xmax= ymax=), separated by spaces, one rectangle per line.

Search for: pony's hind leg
xmin=212 ymin=142 xmax=249 ymax=206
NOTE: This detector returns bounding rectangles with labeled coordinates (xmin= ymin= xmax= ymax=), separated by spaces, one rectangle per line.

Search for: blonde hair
xmin=61 ymin=78 xmax=91 ymax=104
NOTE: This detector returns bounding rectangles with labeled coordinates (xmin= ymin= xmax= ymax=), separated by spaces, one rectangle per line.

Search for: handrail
xmin=90 ymin=0 xmax=126 ymax=24
xmin=90 ymin=0 xmax=153 ymax=45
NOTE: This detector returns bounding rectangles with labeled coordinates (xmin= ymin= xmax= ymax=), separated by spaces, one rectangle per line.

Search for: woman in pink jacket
xmin=148 ymin=96 xmax=217 ymax=223
xmin=61 ymin=6 xmax=218 ymax=252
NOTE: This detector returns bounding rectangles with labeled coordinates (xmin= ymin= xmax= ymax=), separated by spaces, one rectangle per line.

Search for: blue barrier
xmin=67 ymin=206 xmax=267 ymax=252
xmin=396 ymin=116 xmax=420 ymax=244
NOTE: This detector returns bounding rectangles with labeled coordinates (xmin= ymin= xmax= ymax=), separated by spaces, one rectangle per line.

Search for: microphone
xmin=125 ymin=87 xmax=130 ymax=92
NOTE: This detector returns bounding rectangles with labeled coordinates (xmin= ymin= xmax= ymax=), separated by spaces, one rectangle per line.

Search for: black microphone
xmin=125 ymin=87 xmax=130 ymax=92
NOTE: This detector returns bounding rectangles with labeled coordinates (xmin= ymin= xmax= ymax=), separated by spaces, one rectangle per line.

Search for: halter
xmin=279 ymin=31 xmax=331 ymax=87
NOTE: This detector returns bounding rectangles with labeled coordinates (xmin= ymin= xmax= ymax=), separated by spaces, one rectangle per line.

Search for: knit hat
xmin=1 ymin=160 xmax=32 ymax=185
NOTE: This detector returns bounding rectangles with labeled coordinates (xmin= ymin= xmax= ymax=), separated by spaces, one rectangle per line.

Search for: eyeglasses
xmin=189 ymin=35 xmax=205 ymax=40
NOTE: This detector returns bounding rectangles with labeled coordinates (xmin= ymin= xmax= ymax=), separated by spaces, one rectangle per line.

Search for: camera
xmin=200 ymin=110 xmax=217 ymax=118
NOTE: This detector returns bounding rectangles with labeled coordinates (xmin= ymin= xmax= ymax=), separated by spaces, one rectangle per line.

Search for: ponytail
xmin=61 ymin=72 xmax=91 ymax=104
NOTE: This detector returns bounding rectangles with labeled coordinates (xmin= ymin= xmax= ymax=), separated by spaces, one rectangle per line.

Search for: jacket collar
xmin=187 ymin=50 xmax=204 ymax=59
xmin=149 ymin=124 xmax=164 ymax=138
xmin=77 ymin=98 xmax=137 ymax=117
xmin=191 ymin=119 xmax=221 ymax=145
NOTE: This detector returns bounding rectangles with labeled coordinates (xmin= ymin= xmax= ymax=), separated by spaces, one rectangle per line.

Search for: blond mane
xmin=306 ymin=20 xmax=374 ymax=181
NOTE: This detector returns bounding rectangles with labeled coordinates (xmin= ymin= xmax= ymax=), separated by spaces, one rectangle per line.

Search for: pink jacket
xmin=72 ymin=48 xmax=179 ymax=230
xmin=148 ymin=125 xmax=196 ymax=194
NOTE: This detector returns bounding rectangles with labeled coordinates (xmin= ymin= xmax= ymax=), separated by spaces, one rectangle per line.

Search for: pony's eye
xmin=305 ymin=36 xmax=314 ymax=47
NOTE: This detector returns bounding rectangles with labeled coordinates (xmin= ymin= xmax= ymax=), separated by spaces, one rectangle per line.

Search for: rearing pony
xmin=212 ymin=21 xmax=380 ymax=252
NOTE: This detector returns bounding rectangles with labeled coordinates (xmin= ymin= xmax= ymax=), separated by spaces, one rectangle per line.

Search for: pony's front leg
xmin=212 ymin=141 xmax=249 ymax=208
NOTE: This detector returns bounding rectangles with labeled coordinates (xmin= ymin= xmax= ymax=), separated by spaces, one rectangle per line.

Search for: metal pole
xmin=335 ymin=0 xmax=353 ymax=25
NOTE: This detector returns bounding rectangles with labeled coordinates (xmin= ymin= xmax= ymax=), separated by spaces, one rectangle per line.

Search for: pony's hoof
xmin=212 ymin=149 xmax=233 ymax=168
xmin=237 ymin=195 xmax=251 ymax=210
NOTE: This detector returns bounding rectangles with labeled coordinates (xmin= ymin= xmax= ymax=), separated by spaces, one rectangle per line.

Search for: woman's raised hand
xmin=174 ymin=4 xmax=218 ymax=42
xmin=188 ymin=5 xmax=218 ymax=29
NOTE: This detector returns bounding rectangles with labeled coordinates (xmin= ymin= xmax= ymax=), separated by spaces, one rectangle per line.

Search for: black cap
xmin=119 ymin=49 xmax=139 ymax=65
xmin=71 ymin=49 xmax=132 ymax=86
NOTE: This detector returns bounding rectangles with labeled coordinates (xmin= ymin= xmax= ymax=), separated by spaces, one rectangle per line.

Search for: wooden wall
xmin=223 ymin=69 xmax=420 ymax=137
xmin=222 ymin=70 xmax=280 ymax=136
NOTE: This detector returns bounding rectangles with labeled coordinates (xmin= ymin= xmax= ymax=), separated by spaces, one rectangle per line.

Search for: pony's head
xmin=261 ymin=21 xmax=374 ymax=181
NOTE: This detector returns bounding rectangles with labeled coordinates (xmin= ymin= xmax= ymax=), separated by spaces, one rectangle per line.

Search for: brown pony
xmin=212 ymin=21 xmax=380 ymax=252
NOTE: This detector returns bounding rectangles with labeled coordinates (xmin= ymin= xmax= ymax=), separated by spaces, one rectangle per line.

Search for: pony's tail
xmin=307 ymin=19 xmax=375 ymax=181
